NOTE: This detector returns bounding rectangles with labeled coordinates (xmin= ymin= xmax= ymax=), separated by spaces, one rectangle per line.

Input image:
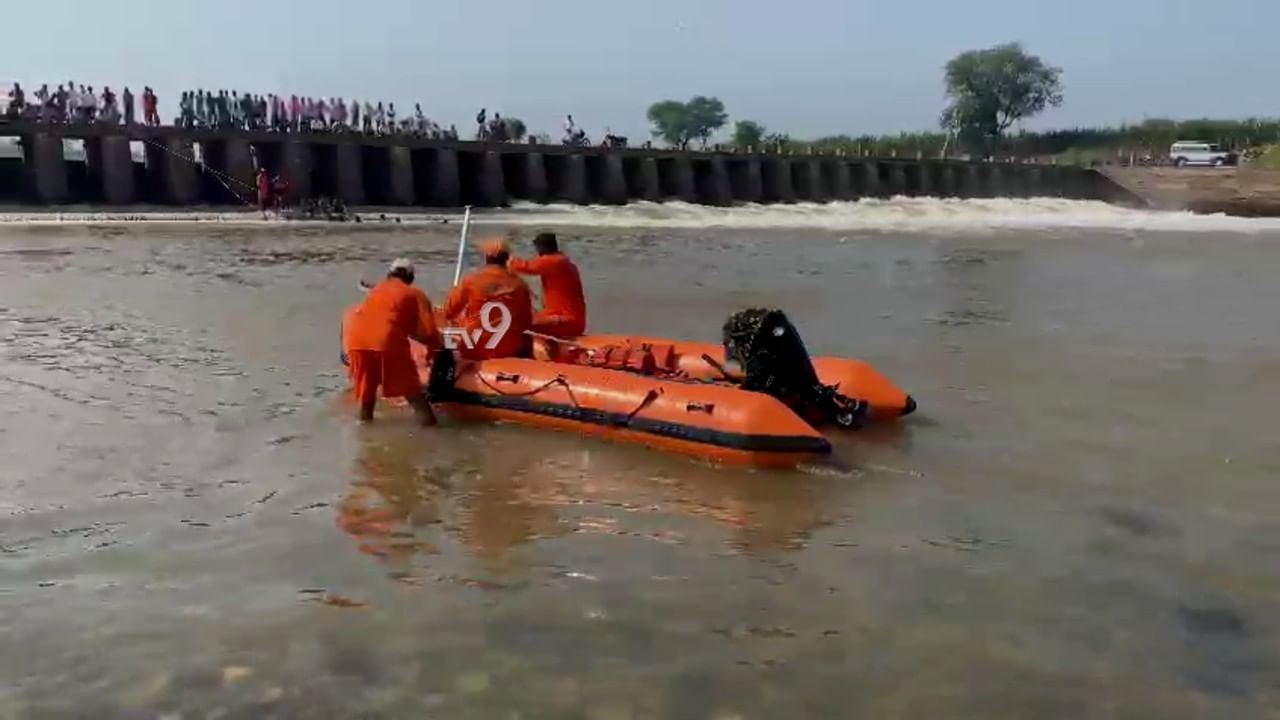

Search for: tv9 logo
xmin=441 ymin=302 xmax=512 ymax=350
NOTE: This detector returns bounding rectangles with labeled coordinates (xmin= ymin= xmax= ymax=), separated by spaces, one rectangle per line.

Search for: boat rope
xmin=620 ymin=388 xmax=661 ymax=425
xmin=137 ymin=136 xmax=255 ymax=207
xmin=475 ymin=373 xmax=581 ymax=407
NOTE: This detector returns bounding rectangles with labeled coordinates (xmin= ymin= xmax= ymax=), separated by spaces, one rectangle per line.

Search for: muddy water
xmin=2 ymin=217 xmax=1279 ymax=719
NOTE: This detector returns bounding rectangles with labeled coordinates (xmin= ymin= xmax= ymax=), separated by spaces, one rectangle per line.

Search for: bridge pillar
xmin=100 ymin=135 xmax=136 ymax=204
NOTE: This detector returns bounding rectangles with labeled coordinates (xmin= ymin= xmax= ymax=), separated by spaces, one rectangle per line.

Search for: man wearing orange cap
xmin=507 ymin=231 xmax=587 ymax=338
xmin=443 ymin=238 xmax=533 ymax=360
xmin=343 ymin=258 xmax=439 ymax=425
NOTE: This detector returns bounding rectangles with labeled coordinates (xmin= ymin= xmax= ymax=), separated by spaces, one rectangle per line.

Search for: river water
xmin=2 ymin=200 xmax=1279 ymax=719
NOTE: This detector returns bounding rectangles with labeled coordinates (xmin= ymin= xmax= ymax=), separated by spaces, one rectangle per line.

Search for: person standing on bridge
xmin=7 ymin=83 xmax=25 ymax=118
xmin=143 ymin=87 xmax=159 ymax=127
xmin=122 ymin=87 xmax=135 ymax=125
xmin=343 ymin=259 xmax=440 ymax=426
xmin=508 ymin=232 xmax=587 ymax=338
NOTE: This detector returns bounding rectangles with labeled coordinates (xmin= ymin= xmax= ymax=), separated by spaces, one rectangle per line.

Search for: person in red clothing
xmin=443 ymin=239 xmax=533 ymax=360
xmin=508 ymin=232 xmax=586 ymax=338
xmin=343 ymin=258 xmax=440 ymax=425
xmin=273 ymin=171 xmax=291 ymax=208
xmin=255 ymin=167 xmax=273 ymax=217
xmin=142 ymin=87 xmax=159 ymax=127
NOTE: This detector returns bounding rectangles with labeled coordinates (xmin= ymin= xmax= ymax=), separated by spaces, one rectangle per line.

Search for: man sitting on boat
xmin=443 ymin=239 xmax=534 ymax=360
xmin=508 ymin=232 xmax=586 ymax=339
xmin=343 ymin=258 xmax=440 ymax=426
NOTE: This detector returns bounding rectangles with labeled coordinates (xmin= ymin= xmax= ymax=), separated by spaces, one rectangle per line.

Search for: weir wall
xmin=0 ymin=121 xmax=1137 ymax=208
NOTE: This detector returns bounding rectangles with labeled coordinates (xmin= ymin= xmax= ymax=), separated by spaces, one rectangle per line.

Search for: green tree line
xmin=751 ymin=119 xmax=1280 ymax=163
xmin=647 ymin=43 xmax=1280 ymax=165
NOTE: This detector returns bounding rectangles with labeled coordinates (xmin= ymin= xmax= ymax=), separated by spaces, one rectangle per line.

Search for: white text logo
xmin=441 ymin=301 xmax=512 ymax=350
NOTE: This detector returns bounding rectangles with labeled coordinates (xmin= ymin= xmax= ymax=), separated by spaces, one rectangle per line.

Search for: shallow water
xmin=2 ymin=204 xmax=1280 ymax=719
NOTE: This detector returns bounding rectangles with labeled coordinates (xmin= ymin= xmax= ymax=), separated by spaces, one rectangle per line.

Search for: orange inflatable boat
xmin=342 ymin=307 xmax=914 ymax=467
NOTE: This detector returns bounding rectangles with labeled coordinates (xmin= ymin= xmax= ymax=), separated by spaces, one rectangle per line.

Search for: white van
xmin=1169 ymin=141 xmax=1235 ymax=167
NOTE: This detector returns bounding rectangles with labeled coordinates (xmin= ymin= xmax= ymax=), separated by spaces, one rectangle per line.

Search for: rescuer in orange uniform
xmin=343 ymin=258 xmax=439 ymax=425
xmin=508 ymin=231 xmax=587 ymax=338
xmin=443 ymin=239 xmax=533 ymax=360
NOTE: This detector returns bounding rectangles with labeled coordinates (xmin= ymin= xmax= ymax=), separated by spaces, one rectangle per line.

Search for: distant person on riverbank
xmin=476 ymin=108 xmax=487 ymax=139
xmin=343 ymin=258 xmax=440 ymax=426
xmin=508 ymin=232 xmax=587 ymax=338
xmin=256 ymin=168 xmax=274 ymax=217
xmin=363 ymin=101 xmax=373 ymax=133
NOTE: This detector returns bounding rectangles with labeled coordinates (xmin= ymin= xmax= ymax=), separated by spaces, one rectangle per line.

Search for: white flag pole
xmin=452 ymin=205 xmax=473 ymax=286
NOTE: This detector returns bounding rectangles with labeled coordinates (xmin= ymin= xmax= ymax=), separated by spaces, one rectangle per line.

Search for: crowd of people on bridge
xmin=7 ymin=80 xmax=627 ymax=148
xmin=5 ymin=82 xmax=160 ymax=126
xmin=175 ymin=90 xmax=460 ymax=139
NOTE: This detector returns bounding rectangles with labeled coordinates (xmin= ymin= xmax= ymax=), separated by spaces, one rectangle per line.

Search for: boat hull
xmin=429 ymin=355 xmax=830 ymax=467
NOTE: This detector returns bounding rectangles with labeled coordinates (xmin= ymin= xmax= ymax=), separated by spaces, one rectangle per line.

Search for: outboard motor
xmin=722 ymin=308 xmax=869 ymax=428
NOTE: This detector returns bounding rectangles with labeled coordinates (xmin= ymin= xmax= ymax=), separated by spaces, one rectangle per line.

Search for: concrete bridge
xmin=0 ymin=121 xmax=1131 ymax=208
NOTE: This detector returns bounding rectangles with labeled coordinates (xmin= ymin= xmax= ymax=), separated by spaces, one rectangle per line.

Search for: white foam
xmin=474 ymin=198 xmax=1280 ymax=234
xmin=1 ymin=197 xmax=1278 ymax=233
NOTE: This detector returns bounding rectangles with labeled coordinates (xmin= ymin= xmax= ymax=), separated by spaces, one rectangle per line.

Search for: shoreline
xmin=1100 ymin=166 xmax=1280 ymax=217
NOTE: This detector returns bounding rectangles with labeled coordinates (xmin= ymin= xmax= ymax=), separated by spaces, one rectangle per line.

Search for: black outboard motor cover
xmin=722 ymin=308 xmax=868 ymax=428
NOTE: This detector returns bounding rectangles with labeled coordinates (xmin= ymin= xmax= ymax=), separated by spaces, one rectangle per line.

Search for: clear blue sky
xmin=5 ymin=0 xmax=1276 ymax=140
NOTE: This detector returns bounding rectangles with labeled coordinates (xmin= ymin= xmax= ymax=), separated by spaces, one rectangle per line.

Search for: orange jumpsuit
xmin=443 ymin=265 xmax=533 ymax=360
xmin=508 ymin=252 xmax=586 ymax=338
xmin=343 ymin=278 xmax=439 ymax=406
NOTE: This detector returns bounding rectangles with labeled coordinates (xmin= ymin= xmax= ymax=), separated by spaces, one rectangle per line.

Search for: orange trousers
xmin=347 ymin=348 xmax=422 ymax=407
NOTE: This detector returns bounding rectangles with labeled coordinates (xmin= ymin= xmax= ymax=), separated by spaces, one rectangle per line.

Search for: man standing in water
xmin=344 ymin=259 xmax=439 ymax=425
xmin=255 ymin=167 xmax=274 ymax=217
xmin=508 ymin=232 xmax=587 ymax=338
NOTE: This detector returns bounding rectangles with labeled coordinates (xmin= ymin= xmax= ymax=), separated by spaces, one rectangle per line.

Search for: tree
xmin=733 ymin=120 xmax=767 ymax=150
xmin=940 ymin=43 xmax=1063 ymax=156
xmin=646 ymin=96 xmax=729 ymax=149
xmin=685 ymin=96 xmax=727 ymax=148
xmin=647 ymin=100 xmax=691 ymax=148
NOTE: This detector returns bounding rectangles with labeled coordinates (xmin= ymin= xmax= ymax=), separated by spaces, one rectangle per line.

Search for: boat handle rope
xmin=617 ymin=388 xmax=662 ymax=427
xmin=475 ymin=372 xmax=582 ymax=407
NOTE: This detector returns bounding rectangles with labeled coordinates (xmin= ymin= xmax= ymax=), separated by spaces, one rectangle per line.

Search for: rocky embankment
xmin=1100 ymin=167 xmax=1280 ymax=217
